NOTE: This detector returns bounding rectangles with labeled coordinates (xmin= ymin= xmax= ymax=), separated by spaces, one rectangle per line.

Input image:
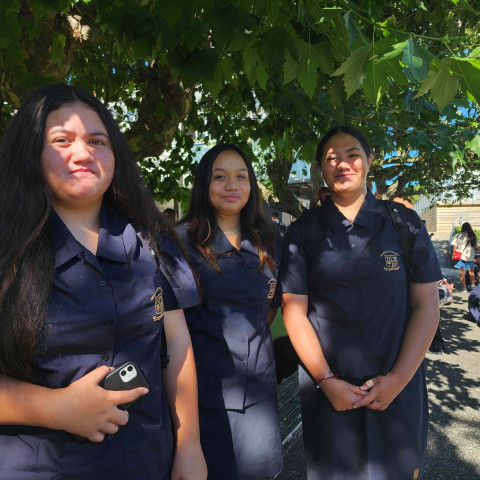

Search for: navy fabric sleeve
xmin=278 ymin=216 xmax=309 ymax=295
xmin=407 ymin=209 xmax=443 ymax=283
xmin=158 ymin=233 xmax=200 ymax=310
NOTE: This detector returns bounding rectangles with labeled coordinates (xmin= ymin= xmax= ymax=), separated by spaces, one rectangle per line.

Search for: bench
xmin=276 ymin=372 xmax=302 ymax=455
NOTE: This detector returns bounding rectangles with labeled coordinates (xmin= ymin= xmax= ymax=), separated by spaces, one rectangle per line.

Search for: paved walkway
xmin=277 ymin=231 xmax=480 ymax=480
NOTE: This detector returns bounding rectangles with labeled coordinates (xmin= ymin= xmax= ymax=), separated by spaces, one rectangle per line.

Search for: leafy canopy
xmin=1 ymin=0 xmax=479 ymax=213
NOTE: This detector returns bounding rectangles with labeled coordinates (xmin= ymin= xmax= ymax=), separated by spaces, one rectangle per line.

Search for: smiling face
xmin=41 ymin=102 xmax=115 ymax=212
xmin=208 ymin=149 xmax=251 ymax=219
xmin=320 ymin=133 xmax=372 ymax=198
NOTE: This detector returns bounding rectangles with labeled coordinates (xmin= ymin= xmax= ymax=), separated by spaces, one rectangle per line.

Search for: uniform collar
xmin=96 ymin=203 xmax=129 ymax=263
xmin=210 ymin=228 xmax=259 ymax=257
xmin=324 ymin=190 xmax=378 ymax=233
xmin=50 ymin=210 xmax=84 ymax=268
xmin=50 ymin=203 xmax=129 ymax=268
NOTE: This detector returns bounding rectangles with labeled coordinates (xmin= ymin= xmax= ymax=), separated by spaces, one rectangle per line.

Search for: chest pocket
xmin=370 ymin=241 xmax=406 ymax=283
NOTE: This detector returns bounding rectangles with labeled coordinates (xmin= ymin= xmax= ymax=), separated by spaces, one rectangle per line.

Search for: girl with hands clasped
xmin=0 ymin=84 xmax=206 ymax=480
xmin=279 ymin=126 xmax=441 ymax=480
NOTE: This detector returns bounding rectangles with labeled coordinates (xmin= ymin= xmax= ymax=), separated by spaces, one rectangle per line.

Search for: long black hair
xmin=181 ymin=143 xmax=276 ymax=271
xmin=461 ymin=222 xmax=478 ymax=248
xmin=0 ymin=83 xmax=175 ymax=382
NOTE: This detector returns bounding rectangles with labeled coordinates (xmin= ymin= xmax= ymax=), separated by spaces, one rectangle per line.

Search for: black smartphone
xmin=99 ymin=361 xmax=149 ymax=410
xmin=72 ymin=361 xmax=149 ymax=441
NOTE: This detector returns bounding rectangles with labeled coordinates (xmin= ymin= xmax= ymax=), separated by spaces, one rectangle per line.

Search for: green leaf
xmin=449 ymin=148 xmax=464 ymax=170
xmin=0 ymin=11 xmax=21 ymax=48
xmin=305 ymin=2 xmax=343 ymax=24
xmin=450 ymin=57 xmax=480 ymax=106
xmin=382 ymin=40 xmax=408 ymax=60
xmin=265 ymin=0 xmax=281 ymax=24
xmin=257 ymin=25 xmax=295 ymax=67
xmin=178 ymin=49 xmax=218 ymax=87
xmin=204 ymin=64 xmax=224 ymax=99
xmin=51 ymin=34 xmax=66 ymax=68
xmin=344 ymin=11 xmax=365 ymax=46
xmin=256 ymin=62 xmax=269 ymax=90
xmin=310 ymin=41 xmax=334 ymax=74
xmin=283 ymin=51 xmax=299 ymax=85
xmin=331 ymin=14 xmax=350 ymax=60
xmin=163 ymin=1 xmax=184 ymax=28
xmin=470 ymin=46 xmax=480 ymax=59
xmin=466 ymin=135 xmax=480 ymax=155
xmin=304 ymin=0 xmax=325 ymax=24
xmin=363 ymin=61 xmax=389 ymax=107
xmin=401 ymin=38 xmax=435 ymax=82
xmin=328 ymin=81 xmax=344 ymax=108
xmin=295 ymin=39 xmax=332 ymax=97
xmin=332 ymin=44 xmax=372 ymax=98
xmin=243 ymin=45 xmax=261 ymax=84
xmin=413 ymin=62 xmax=460 ymax=111
xmin=298 ymin=57 xmax=319 ymax=98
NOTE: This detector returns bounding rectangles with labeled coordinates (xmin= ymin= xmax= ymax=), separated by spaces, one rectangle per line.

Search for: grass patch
xmin=270 ymin=309 xmax=287 ymax=339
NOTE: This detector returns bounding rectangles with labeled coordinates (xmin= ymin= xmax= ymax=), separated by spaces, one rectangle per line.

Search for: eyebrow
xmin=47 ymin=127 xmax=110 ymax=138
xmin=326 ymin=147 xmax=361 ymax=154
xmin=212 ymin=167 xmax=248 ymax=172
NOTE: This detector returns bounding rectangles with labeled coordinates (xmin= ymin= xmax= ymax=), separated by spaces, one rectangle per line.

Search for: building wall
xmin=421 ymin=203 xmax=480 ymax=232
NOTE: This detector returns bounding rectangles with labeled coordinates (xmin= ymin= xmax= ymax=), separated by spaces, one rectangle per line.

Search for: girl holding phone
xmin=0 ymin=84 xmax=206 ymax=479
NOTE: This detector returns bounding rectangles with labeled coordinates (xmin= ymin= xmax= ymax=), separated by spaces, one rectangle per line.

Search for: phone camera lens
xmin=121 ymin=370 xmax=126 ymax=376
xmin=127 ymin=366 xmax=133 ymax=372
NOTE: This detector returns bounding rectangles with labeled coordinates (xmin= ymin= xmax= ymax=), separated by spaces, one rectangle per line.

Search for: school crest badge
xmin=380 ymin=250 xmax=400 ymax=271
xmin=151 ymin=287 xmax=165 ymax=321
xmin=267 ymin=278 xmax=277 ymax=299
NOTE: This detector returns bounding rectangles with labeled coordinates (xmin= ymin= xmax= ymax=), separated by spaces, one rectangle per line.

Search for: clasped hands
xmin=319 ymin=372 xmax=406 ymax=412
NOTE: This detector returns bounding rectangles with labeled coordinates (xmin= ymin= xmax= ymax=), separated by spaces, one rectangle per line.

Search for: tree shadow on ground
xmin=436 ymin=304 xmax=480 ymax=359
xmin=423 ymin=303 xmax=480 ymax=479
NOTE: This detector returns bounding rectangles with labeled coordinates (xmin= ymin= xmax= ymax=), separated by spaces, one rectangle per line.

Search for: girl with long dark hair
xmin=0 ymin=84 xmax=206 ymax=479
xmin=176 ymin=144 xmax=283 ymax=479
xmin=452 ymin=222 xmax=480 ymax=291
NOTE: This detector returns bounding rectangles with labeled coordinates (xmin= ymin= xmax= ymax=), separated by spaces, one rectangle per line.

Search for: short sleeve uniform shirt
xmin=280 ymin=192 xmax=442 ymax=379
xmin=0 ymin=204 xmax=199 ymax=480
xmin=176 ymin=224 xmax=280 ymax=410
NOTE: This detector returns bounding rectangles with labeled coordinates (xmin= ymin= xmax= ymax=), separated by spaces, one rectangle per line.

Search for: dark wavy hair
xmin=316 ymin=125 xmax=371 ymax=164
xmin=0 ymin=83 xmax=176 ymax=382
xmin=461 ymin=222 xmax=478 ymax=248
xmin=181 ymin=143 xmax=276 ymax=271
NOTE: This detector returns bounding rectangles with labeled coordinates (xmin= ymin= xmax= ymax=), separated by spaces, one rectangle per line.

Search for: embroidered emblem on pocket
xmin=151 ymin=287 xmax=165 ymax=321
xmin=380 ymin=250 xmax=400 ymax=271
xmin=267 ymin=278 xmax=277 ymax=299
xmin=413 ymin=468 xmax=419 ymax=479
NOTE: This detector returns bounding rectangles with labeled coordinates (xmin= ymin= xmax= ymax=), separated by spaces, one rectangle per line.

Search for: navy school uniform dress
xmin=176 ymin=224 xmax=284 ymax=480
xmin=0 ymin=204 xmax=200 ymax=480
xmin=279 ymin=192 xmax=442 ymax=480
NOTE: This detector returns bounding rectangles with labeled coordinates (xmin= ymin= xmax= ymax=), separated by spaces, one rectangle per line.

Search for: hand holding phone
xmin=99 ymin=361 xmax=149 ymax=410
xmin=72 ymin=362 xmax=149 ymax=441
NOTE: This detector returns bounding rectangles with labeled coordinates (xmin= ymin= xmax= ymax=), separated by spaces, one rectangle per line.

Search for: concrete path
xmin=277 ymin=231 xmax=480 ymax=480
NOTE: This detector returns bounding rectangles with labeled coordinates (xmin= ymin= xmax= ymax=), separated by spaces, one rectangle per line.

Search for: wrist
xmin=387 ymin=369 xmax=410 ymax=387
xmin=36 ymin=386 xmax=65 ymax=430
xmin=315 ymin=371 xmax=338 ymax=389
